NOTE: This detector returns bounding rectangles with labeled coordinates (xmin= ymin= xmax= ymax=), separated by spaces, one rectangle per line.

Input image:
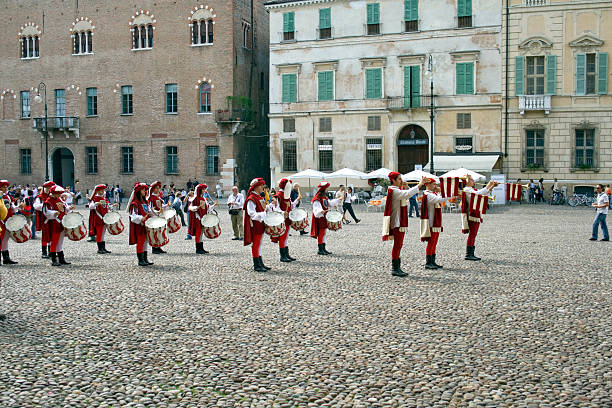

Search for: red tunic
xmin=0 ymin=193 xmax=15 ymax=242
xmin=271 ymin=191 xmax=292 ymax=243
xmin=91 ymin=195 xmax=110 ymax=232
xmin=243 ymin=193 xmax=265 ymax=246
xmin=43 ymin=196 xmax=67 ymax=238
xmin=148 ymin=193 xmax=163 ymax=213
xmin=310 ymin=194 xmax=328 ymax=238
xmin=34 ymin=193 xmax=48 ymax=231
xmin=188 ymin=196 xmax=209 ymax=237
xmin=129 ymin=200 xmax=149 ymax=245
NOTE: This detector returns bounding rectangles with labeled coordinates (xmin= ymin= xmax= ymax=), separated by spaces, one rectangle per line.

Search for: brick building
xmin=0 ymin=0 xmax=269 ymax=194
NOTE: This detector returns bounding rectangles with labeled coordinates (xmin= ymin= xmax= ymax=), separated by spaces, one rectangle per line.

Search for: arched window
xmin=199 ymin=83 xmax=211 ymax=113
xmin=189 ymin=6 xmax=216 ymax=46
xmin=71 ymin=18 xmax=94 ymax=55
xmin=19 ymin=23 xmax=41 ymax=59
xmin=130 ymin=11 xmax=156 ymax=50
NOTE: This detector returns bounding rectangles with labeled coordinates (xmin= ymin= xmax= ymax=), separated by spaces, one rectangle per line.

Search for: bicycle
xmin=550 ymin=191 xmax=565 ymax=205
xmin=568 ymin=194 xmax=594 ymax=207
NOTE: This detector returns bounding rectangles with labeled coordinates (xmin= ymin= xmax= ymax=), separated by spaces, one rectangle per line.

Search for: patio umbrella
xmin=362 ymin=167 xmax=393 ymax=180
xmin=402 ymin=169 xmax=438 ymax=182
xmin=289 ymin=168 xmax=328 ymax=193
xmin=326 ymin=167 xmax=367 ymax=186
xmin=440 ymin=167 xmax=486 ymax=181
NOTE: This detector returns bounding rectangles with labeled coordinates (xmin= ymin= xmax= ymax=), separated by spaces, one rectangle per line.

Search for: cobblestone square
xmin=1 ymin=205 xmax=610 ymax=407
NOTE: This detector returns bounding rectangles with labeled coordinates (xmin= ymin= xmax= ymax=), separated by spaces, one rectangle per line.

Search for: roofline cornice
xmin=265 ymin=0 xmax=336 ymax=10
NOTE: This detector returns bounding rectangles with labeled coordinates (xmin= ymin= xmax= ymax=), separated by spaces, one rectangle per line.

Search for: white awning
xmin=423 ymin=154 xmax=500 ymax=172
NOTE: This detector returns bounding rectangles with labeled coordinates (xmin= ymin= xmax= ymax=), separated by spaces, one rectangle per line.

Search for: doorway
xmin=51 ymin=147 xmax=75 ymax=188
xmin=397 ymin=125 xmax=429 ymax=174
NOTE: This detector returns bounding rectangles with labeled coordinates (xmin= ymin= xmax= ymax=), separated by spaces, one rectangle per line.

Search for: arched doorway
xmin=397 ymin=124 xmax=429 ymax=174
xmin=51 ymin=147 xmax=75 ymax=188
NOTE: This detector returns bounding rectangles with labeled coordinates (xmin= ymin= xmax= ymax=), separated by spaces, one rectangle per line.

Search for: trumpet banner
xmin=439 ymin=177 xmax=461 ymax=198
xmin=506 ymin=183 xmax=523 ymax=202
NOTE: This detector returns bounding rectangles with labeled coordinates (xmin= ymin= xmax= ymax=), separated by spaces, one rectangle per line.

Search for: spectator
xmin=528 ymin=179 xmax=536 ymax=203
xmin=408 ymin=183 xmax=420 ymax=218
xmin=183 ymin=190 xmax=194 ymax=240
xmin=262 ymin=186 xmax=271 ymax=203
xmin=537 ymin=178 xmax=544 ymax=202
xmin=590 ymin=184 xmax=609 ymax=241
xmin=216 ymin=182 xmax=222 ymax=199
xmin=187 ymin=178 xmax=193 ymax=191
xmin=172 ymin=191 xmax=186 ymax=226
xmin=227 ymin=186 xmax=244 ymax=240
xmin=342 ymin=186 xmax=360 ymax=224
xmin=23 ymin=189 xmax=35 ymax=239
xmin=64 ymin=186 xmax=74 ymax=207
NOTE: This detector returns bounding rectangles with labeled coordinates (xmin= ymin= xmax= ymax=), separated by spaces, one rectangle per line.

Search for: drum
xmin=103 ymin=211 xmax=125 ymax=235
xmin=288 ymin=208 xmax=309 ymax=231
xmin=5 ymin=214 xmax=32 ymax=243
xmin=264 ymin=211 xmax=286 ymax=237
xmin=62 ymin=212 xmax=87 ymax=241
xmin=325 ymin=210 xmax=343 ymax=231
xmin=145 ymin=216 xmax=169 ymax=247
xmin=164 ymin=208 xmax=181 ymax=234
xmin=201 ymin=213 xmax=221 ymax=239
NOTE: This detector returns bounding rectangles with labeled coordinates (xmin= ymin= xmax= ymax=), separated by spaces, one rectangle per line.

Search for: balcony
xmin=525 ymin=0 xmax=547 ymax=6
xmin=215 ymin=108 xmax=254 ymax=123
xmin=387 ymin=96 xmax=432 ymax=111
xmin=33 ymin=116 xmax=80 ymax=138
xmin=519 ymin=95 xmax=551 ymax=115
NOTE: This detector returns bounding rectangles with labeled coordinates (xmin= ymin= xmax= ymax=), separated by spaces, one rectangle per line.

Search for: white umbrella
xmin=326 ymin=168 xmax=366 ymax=186
xmin=402 ymin=169 xmax=438 ymax=182
xmin=289 ymin=168 xmax=328 ymax=195
xmin=363 ymin=167 xmax=393 ymax=179
xmin=440 ymin=167 xmax=486 ymax=181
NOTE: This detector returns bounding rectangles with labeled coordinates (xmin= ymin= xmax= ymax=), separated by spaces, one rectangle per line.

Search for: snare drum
xmin=288 ymin=208 xmax=309 ymax=231
xmin=62 ymin=212 xmax=87 ymax=241
xmin=325 ymin=210 xmax=343 ymax=231
xmin=164 ymin=208 xmax=181 ymax=234
xmin=103 ymin=211 xmax=125 ymax=235
xmin=5 ymin=214 xmax=32 ymax=243
xmin=201 ymin=213 xmax=221 ymax=239
xmin=145 ymin=216 xmax=169 ymax=247
xmin=264 ymin=211 xmax=286 ymax=237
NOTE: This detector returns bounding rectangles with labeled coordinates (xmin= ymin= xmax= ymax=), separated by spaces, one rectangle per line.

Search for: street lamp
xmin=34 ymin=82 xmax=49 ymax=182
xmin=425 ymin=55 xmax=435 ymax=174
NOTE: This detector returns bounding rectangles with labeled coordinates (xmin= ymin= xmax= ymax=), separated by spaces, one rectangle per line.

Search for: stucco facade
xmin=503 ymin=0 xmax=612 ymax=192
xmin=266 ymin=0 xmax=502 ymax=184
xmin=0 ymin=0 xmax=269 ymax=193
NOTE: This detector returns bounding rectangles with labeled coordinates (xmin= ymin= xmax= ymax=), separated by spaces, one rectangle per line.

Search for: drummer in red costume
xmin=310 ymin=181 xmax=342 ymax=256
xmin=461 ymin=175 xmax=497 ymax=261
xmin=43 ymin=185 xmax=75 ymax=266
xmin=128 ymin=182 xmax=153 ymax=267
xmin=33 ymin=181 xmax=55 ymax=258
xmin=188 ymin=183 xmax=217 ymax=254
xmin=270 ymin=178 xmax=301 ymax=263
xmin=420 ymin=179 xmax=455 ymax=269
xmin=87 ymin=191 xmax=97 ymax=242
xmin=89 ymin=184 xmax=118 ymax=255
xmin=244 ymin=178 xmax=271 ymax=272
xmin=382 ymin=172 xmax=427 ymax=277
xmin=148 ymin=181 xmax=167 ymax=254
xmin=0 ymin=180 xmax=23 ymax=265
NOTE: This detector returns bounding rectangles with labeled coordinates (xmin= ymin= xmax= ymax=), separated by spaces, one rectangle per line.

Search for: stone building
xmin=503 ymin=0 xmax=612 ymax=193
xmin=266 ymin=0 xmax=503 ymax=185
xmin=0 ymin=0 xmax=269 ymax=194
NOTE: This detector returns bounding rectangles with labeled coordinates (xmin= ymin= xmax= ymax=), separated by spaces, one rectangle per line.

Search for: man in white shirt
xmin=590 ymin=184 xmax=609 ymax=241
xmin=227 ymin=186 xmax=244 ymax=240
xmin=462 ymin=175 xmax=498 ymax=261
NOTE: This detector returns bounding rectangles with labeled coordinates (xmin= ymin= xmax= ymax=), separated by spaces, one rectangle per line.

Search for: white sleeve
xmin=329 ymin=198 xmax=342 ymax=208
xmin=396 ymin=185 xmax=420 ymax=199
xmin=475 ymin=187 xmax=491 ymax=195
xmin=313 ymin=200 xmax=325 ymax=218
xmin=130 ymin=210 xmax=144 ymax=225
xmin=237 ymin=194 xmax=245 ymax=207
xmin=426 ymin=193 xmax=451 ymax=204
xmin=247 ymin=200 xmax=266 ymax=222
xmin=88 ymin=201 xmax=97 ymax=209
xmin=33 ymin=198 xmax=44 ymax=211
xmin=43 ymin=205 xmax=59 ymax=221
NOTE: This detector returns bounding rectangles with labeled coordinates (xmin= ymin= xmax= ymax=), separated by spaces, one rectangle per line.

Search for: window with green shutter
xmin=545 ymin=55 xmax=556 ymax=95
xmin=283 ymin=12 xmax=295 ymax=41
xmin=404 ymin=0 xmax=418 ymax=32
xmin=365 ymin=68 xmax=382 ymax=99
xmin=457 ymin=0 xmax=472 ymax=28
xmin=282 ymin=73 xmax=297 ymax=103
xmin=456 ymin=62 xmax=474 ymax=95
xmin=318 ymin=71 xmax=334 ymax=101
xmin=366 ymin=3 xmax=380 ymax=35
xmin=576 ymin=53 xmax=586 ymax=95
xmin=597 ymin=52 xmax=608 ymax=94
xmin=319 ymin=8 xmax=331 ymax=39
xmin=515 ymin=56 xmax=525 ymax=96
xmin=403 ymin=66 xmax=420 ymax=108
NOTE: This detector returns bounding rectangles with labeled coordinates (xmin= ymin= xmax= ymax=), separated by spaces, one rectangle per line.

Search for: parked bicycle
xmin=568 ymin=194 xmax=595 ymax=207
xmin=550 ymin=191 xmax=565 ymax=205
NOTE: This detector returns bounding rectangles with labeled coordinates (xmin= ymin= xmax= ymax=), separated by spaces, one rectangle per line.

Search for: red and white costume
xmin=420 ymin=189 xmax=451 ymax=256
xmin=381 ymin=173 xmax=420 ymax=260
xmin=0 ymin=180 xmax=17 ymax=253
xmin=270 ymin=179 xmax=297 ymax=249
xmin=128 ymin=183 xmax=153 ymax=263
xmin=461 ymin=185 xmax=491 ymax=247
xmin=188 ymin=184 xmax=214 ymax=245
xmin=33 ymin=181 xmax=55 ymax=254
xmin=43 ymin=185 xmax=70 ymax=255
xmin=148 ymin=181 xmax=164 ymax=216
xmin=244 ymin=178 xmax=267 ymax=259
xmin=310 ymin=182 xmax=342 ymax=245
xmin=89 ymin=185 xmax=110 ymax=244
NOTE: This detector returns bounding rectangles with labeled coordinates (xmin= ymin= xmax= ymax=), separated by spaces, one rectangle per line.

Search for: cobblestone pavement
xmin=1 ymin=204 xmax=610 ymax=407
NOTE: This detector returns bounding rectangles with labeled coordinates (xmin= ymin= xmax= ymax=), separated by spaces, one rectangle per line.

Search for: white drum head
xmin=145 ymin=216 xmax=167 ymax=229
xmin=62 ymin=212 xmax=84 ymax=228
xmin=264 ymin=211 xmax=285 ymax=226
xmin=326 ymin=210 xmax=342 ymax=223
xmin=163 ymin=208 xmax=177 ymax=220
xmin=289 ymin=208 xmax=307 ymax=222
xmin=283 ymin=181 xmax=292 ymax=200
xmin=103 ymin=211 xmax=121 ymax=225
xmin=5 ymin=214 xmax=27 ymax=232
xmin=201 ymin=214 xmax=219 ymax=227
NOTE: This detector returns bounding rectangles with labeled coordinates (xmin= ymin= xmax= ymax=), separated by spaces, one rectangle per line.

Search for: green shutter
xmin=319 ymin=8 xmax=331 ymax=29
xmin=515 ymin=56 xmax=524 ymax=96
xmin=367 ymin=3 xmax=380 ymax=25
xmin=576 ymin=53 xmax=586 ymax=95
xmin=456 ymin=63 xmax=464 ymax=94
xmin=405 ymin=0 xmax=418 ymax=21
xmin=410 ymin=65 xmax=421 ymax=107
xmin=366 ymin=68 xmax=382 ymax=99
xmin=458 ymin=0 xmax=472 ymax=17
xmin=403 ymin=66 xmax=410 ymax=108
xmin=545 ymin=55 xmax=556 ymax=95
xmin=282 ymin=74 xmax=297 ymax=103
xmin=465 ymin=62 xmax=474 ymax=94
xmin=598 ymin=52 xmax=608 ymax=94
xmin=283 ymin=12 xmax=294 ymax=33
xmin=318 ymin=71 xmax=333 ymax=101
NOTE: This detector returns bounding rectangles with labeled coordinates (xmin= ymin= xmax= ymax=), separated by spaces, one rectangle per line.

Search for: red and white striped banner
xmin=471 ymin=193 xmax=488 ymax=215
xmin=439 ymin=177 xmax=460 ymax=198
xmin=506 ymin=183 xmax=522 ymax=202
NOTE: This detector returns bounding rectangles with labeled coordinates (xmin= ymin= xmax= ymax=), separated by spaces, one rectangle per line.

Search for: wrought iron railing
xmin=32 ymin=116 xmax=79 ymax=131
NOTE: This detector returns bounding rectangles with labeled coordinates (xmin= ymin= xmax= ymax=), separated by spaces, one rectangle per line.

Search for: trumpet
xmin=487 ymin=195 xmax=496 ymax=201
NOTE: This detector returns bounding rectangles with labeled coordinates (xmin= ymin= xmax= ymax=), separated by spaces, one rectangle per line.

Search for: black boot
xmin=195 ymin=242 xmax=207 ymax=254
xmin=58 ymin=251 xmax=71 ymax=265
xmin=137 ymin=253 xmax=148 ymax=267
xmin=259 ymin=257 xmax=271 ymax=271
xmin=144 ymin=251 xmax=154 ymax=265
xmin=280 ymin=247 xmax=291 ymax=262
xmin=152 ymin=246 xmax=166 ymax=254
xmin=102 ymin=242 xmax=111 ymax=254
xmin=465 ymin=246 xmax=480 ymax=261
xmin=41 ymin=246 xmax=49 ymax=259
xmin=253 ymin=257 xmax=266 ymax=272
xmin=50 ymin=252 xmax=60 ymax=267
xmin=432 ymin=254 xmax=443 ymax=269
xmin=322 ymin=243 xmax=332 ymax=255
xmin=2 ymin=251 xmax=17 ymax=265
xmin=391 ymin=259 xmax=408 ymax=277
xmin=425 ymin=255 xmax=438 ymax=269
xmin=285 ymin=246 xmax=296 ymax=261
xmin=97 ymin=242 xmax=106 ymax=254
xmin=318 ymin=244 xmax=327 ymax=255
xmin=88 ymin=235 xmax=96 ymax=242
